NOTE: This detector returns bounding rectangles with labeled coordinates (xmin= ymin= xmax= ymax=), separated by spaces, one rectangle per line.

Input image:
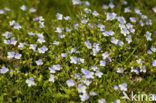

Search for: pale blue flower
xmin=152 ymin=60 xmax=156 ymax=67
xmin=124 ymin=7 xmax=131 ymax=13
xmin=109 ymin=1 xmax=115 ymax=9
xmin=84 ymin=40 xmax=92 ymax=49
xmin=2 ymin=31 xmax=11 ymax=38
xmin=56 ymin=13 xmax=63 ymax=20
xmin=114 ymin=99 xmax=121 ymax=103
xmin=81 ymin=68 xmax=94 ymax=79
xmin=116 ymin=68 xmax=124 ymax=73
xmin=92 ymin=11 xmax=99 ymax=16
xmin=90 ymin=91 xmax=97 ymax=96
xmin=79 ymin=93 xmax=89 ymax=102
xmin=102 ymin=4 xmax=108 ymax=10
xmin=53 ymin=40 xmax=59 ymax=45
xmin=14 ymin=53 xmax=22 ymax=59
xmin=72 ymin=0 xmax=80 ymax=5
xmin=36 ymin=59 xmax=43 ymax=65
xmin=7 ymin=51 xmax=15 ymax=58
xmin=0 ymin=66 xmax=9 ymax=74
xmin=152 ymin=7 xmax=156 ymax=13
xmin=29 ymin=44 xmax=37 ymax=51
xmin=130 ymin=17 xmax=136 ymax=23
xmin=114 ymin=86 xmax=119 ymax=90
xmin=100 ymin=60 xmax=106 ymax=67
xmin=98 ymin=99 xmax=106 ymax=103
xmin=49 ymin=74 xmax=55 ymax=82
xmin=20 ymin=5 xmax=27 ymax=11
xmin=29 ymin=8 xmax=36 ymax=12
xmin=26 ymin=77 xmax=35 ymax=87
xmin=95 ymin=70 xmax=103 ymax=78
xmin=66 ymin=79 xmax=75 ymax=87
xmin=91 ymin=65 xmax=98 ymax=71
xmin=106 ymin=12 xmax=116 ymax=21
xmin=119 ymin=83 xmax=127 ymax=91
xmin=61 ymin=53 xmax=67 ymax=57
xmin=146 ymin=31 xmax=152 ymax=41
xmin=78 ymin=84 xmax=87 ymax=93
xmin=38 ymin=45 xmax=48 ymax=53
xmin=126 ymin=35 xmax=132 ymax=44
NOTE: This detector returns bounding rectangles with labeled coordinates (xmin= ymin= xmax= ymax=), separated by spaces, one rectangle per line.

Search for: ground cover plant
xmin=0 ymin=0 xmax=156 ymax=103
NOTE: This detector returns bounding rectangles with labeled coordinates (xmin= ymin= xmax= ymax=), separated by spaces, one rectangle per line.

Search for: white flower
xmin=0 ymin=66 xmax=9 ymax=74
xmin=66 ymin=79 xmax=75 ymax=87
xmin=26 ymin=77 xmax=35 ymax=87
xmin=49 ymin=74 xmax=55 ymax=82
xmin=119 ymin=83 xmax=127 ymax=91
xmin=152 ymin=60 xmax=156 ymax=67
xmin=79 ymin=93 xmax=89 ymax=102
xmin=20 ymin=5 xmax=27 ymax=11
xmin=78 ymin=84 xmax=87 ymax=93
xmin=72 ymin=0 xmax=80 ymax=5
xmin=153 ymin=7 xmax=156 ymax=13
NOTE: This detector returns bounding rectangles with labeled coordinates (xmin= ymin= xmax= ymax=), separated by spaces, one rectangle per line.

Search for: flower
xmin=7 ymin=51 xmax=15 ymax=58
xmin=26 ymin=77 xmax=35 ymax=87
xmin=114 ymin=99 xmax=121 ymax=103
xmin=102 ymin=5 xmax=108 ymax=10
xmin=119 ymin=83 xmax=127 ymax=91
xmin=121 ymin=28 xmax=129 ymax=36
xmin=116 ymin=68 xmax=124 ymax=73
xmin=100 ymin=60 xmax=106 ymax=67
xmin=20 ymin=5 xmax=27 ymax=11
xmin=124 ymin=7 xmax=131 ymax=13
xmin=126 ymin=35 xmax=132 ymax=43
xmin=145 ymin=31 xmax=152 ymax=41
xmin=2 ymin=31 xmax=11 ymax=38
xmin=77 ymin=84 xmax=87 ymax=93
xmin=91 ymin=65 xmax=98 ymax=71
xmin=130 ymin=17 xmax=136 ymax=23
xmin=106 ymin=12 xmax=116 ymax=21
xmin=61 ymin=53 xmax=67 ymax=57
xmin=38 ymin=45 xmax=48 ymax=53
xmin=0 ymin=9 xmax=4 ymax=14
xmin=92 ymin=11 xmax=99 ymax=16
xmin=29 ymin=44 xmax=37 ymax=51
xmin=49 ymin=74 xmax=55 ymax=82
xmin=0 ymin=66 xmax=9 ymax=74
xmin=90 ymin=91 xmax=97 ymax=96
xmin=72 ymin=0 xmax=80 ymax=5
xmin=95 ymin=70 xmax=103 ymax=78
xmin=79 ymin=93 xmax=89 ymax=102
xmin=14 ymin=53 xmax=22 ymax=59
xmin=36 ymin=59 xmax=43 ymax=65
xmin=53 ymin=40 xmax=59 ymax=45
xmin=49 ymin=67 xmax=56 ymax=73
xmin=114 ymin=86 xmax=119 ymax=90
xmin=29 ymin=8 xmax=36 ymax=12
xmin=56 ymin=13 xmax=63 ymax=20
xmin=102 ymin=52 xmax=109 ymax=60
xmin=66 ymin=79 xmax=75 ymax=87
xmin=64 ymin=16 xmax=71 ymax=20
xmin=108 ymin=1 xmax=115 ymax=9
xmin=70 ymin=56 xmax=78 ymax=64
xmin=84 ymin=40 xmax=92 ymax=49
xmin=4 ymin=37 xmax=17 ymax=45
xmin=52 ymin=64 xmax=61 ymax=71
xmin=131 ymin=67 xmax=139 ymax=74
xmin=81 ymin=68 xmax=94 ymax=79
xmin=152 ymin=60 xmax=156 ymax=67
xmin=98 ymin=99 xmax=106 ymax=103
xmin=153 ymin=7 xmax=156 ymax=13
